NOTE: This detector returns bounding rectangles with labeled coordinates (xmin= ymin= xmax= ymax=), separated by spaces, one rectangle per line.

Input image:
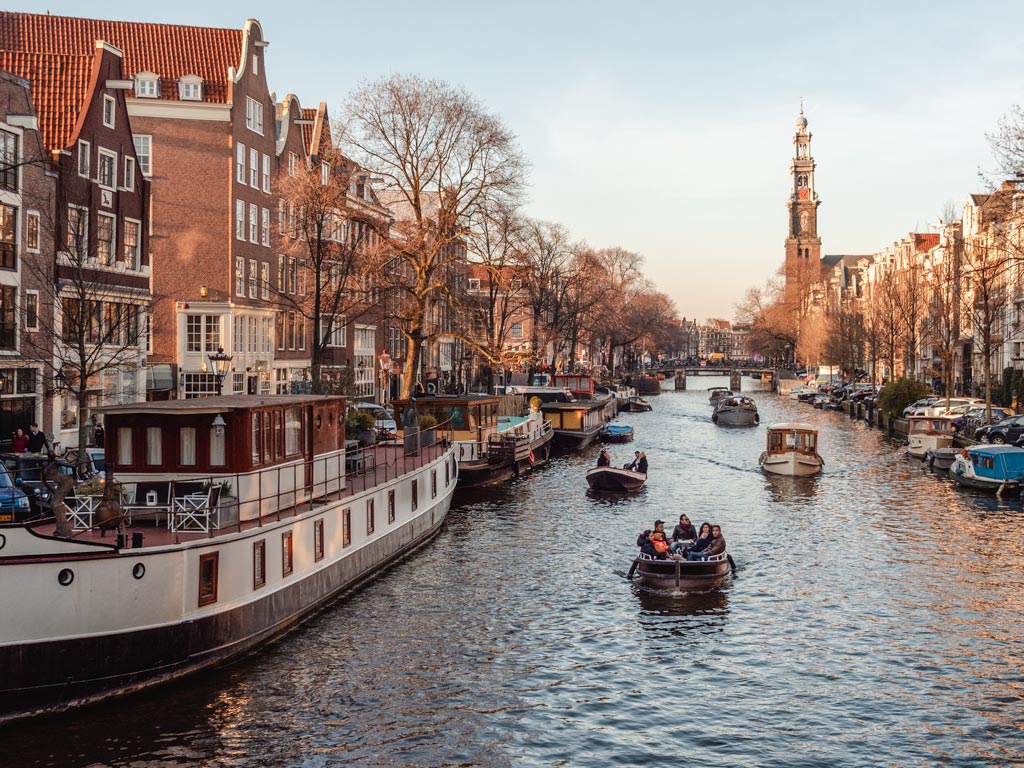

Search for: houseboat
xmin=541 ymin=400 xmax=610 ymax=453
xmin=551 ymin=374 xmax=617 ymax=421
xmin=758 ymin=422 xmax=824 ymax=476
xmin=905 ymin=415 xmax=954 ymax=459
xmin=0 ymin=394 xmax=457 ymax=725
xmin=393 ymin=394 xmax=553 ymax=489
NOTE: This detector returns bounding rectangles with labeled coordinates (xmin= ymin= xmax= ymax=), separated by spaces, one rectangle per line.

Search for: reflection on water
xmin=5 ymin=378 xmax=1024 ymax=767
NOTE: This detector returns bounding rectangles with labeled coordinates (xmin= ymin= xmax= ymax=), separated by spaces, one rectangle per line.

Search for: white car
xmin=912 ymin=397 xmax=980 ymax=418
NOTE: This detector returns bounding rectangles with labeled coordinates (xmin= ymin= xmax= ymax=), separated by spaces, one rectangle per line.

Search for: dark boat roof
xmin=95 ymin=394 xmax=344 ymax=416
xmin=541 ymin=400 xmax=606 ymax=411
xmin=396 ymin=394 xmax=499 ymax=405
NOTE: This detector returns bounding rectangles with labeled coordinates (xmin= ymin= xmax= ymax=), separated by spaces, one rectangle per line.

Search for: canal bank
xmin=2 ymin=378 xmax=1023 ymax=767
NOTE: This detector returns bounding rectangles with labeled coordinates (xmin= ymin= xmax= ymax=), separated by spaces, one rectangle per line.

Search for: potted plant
xmin=418 ymin=414 xmax=438 ymax=447
xmin=346 ymin=409 xmax=377 ymax=447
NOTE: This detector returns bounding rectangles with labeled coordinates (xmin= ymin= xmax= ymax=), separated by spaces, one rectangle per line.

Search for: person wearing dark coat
xmin=670 ymin=514 xmax=698 ymax=553
xmin=596 ymin=449 xmax=610 ymax=467
xmin=26 ymin=423 xmax=48 ymax=453
xmin=688 ymin=524 xmax=726 ymax=561
xmin=93 ymin=421 xmax=105 ymax=449
xmin=11 ymin=429 xmax=28 ymax=452
xmin=684 ymin=522 xmax=713 ymax=556
xmin=635 ymin=452 xmax=648 ymax=474
xmin=640 ymin=531 xmax=670 ymax=560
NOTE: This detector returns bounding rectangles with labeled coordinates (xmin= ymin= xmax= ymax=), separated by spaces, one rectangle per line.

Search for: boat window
xmin=253 ymin=539 xmax=266 ymax=588
xmin=198 ymin=552 xmax=218 ymax=607
xmin=285 ymin=407 xmax=301 ymax=455
xmin=210 ymin=426 xmax=225 ymax=466
xmin=282 ymin=531 xmax=293 ymax=575
xmin=275 ymin=411 xmax=284 ymax=458
xmin=785 ymin=433 xmax=796 ymax=449
xmin=411 ymin=479 xmax=418 ymax=511
xmin=366 ymin=499 xmax=375 ymax=534
xmin=982 ymin=456 xmax=995 ymax=470
xmin=146 ymin=427 xmax=162 ymax=465
xmin=118 ymin=427 xmax=132 ymax=466
xmin=432 ymin=470 xmax=437 ymax=498
xmin=180 ymin=427 xmax=196 ymax=466
xmin=343 ymin=508 xmax=351 ymax=547
xmin=263 ymin=412 xmax=272 ymax=461
xmin=443 ymin=407 xmax=465 ymax=429
xmin=563 ymin=411 xmax=583 ymax=430
xmin=314 ymin=519 xmax=325 ymax=561
xmin=971 ymin=454 xmax=979 ymax=466
xmin=251 ymin=414 xmax=261 ymax=465
xmin=388 ymin=490 xmax=395 ymax=523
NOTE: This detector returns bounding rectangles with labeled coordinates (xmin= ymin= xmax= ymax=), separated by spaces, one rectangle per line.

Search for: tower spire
xmin=784 ymin=104 xmax=822 ymax=302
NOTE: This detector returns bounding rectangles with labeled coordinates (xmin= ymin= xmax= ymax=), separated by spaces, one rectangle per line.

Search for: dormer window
xmin=178 ymin=75 xmax=203 ymax=101
xmin=135 ymin=72 xmax=159 ymax=98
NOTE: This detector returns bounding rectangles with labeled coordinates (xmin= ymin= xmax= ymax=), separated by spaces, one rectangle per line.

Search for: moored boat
xmin=0 ymin=394 xmax=457 ymax=726
xmin=585 ymin=466 xmax=646 ymax=492
xmin=712 ymin=396 xmax=759 ymax=426
xmin=632 ymin=553 xmax=732 ymax=591
xmin=759 ymin=422 xmax=823 ymax=476
xmin=949 ymin=445 xmax=1024 ymax=495
xmin=621 ymin=395 xmax=653 ymax=413
xmin=540 ymin=400 xmax=610 ymax=453
xmin=926 ymin=446 xmax=960 ymax=471
xmin=599 ymin=423 xmax=634 ymax=443
xmin=906 ymin=416 xmax=954 ymax=459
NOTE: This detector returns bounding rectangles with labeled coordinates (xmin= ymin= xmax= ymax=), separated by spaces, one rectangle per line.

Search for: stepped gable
xmin=0 ymin=11 xmax=242 ymax=104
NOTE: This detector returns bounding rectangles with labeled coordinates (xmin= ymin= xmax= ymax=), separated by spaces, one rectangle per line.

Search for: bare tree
xmin=343 ymin=75 xmax=527 ymax=398
xmin=923 ymin=206 xmax=965 ymax=408
xmin=515 ymin=219 xmax=575 ymax=370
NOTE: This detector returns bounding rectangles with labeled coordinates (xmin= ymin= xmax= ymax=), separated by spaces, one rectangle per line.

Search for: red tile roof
xmin=0 ymin=11 xmax=242 ymax=103
xmin=0 ymin=50 xmax=92 ymax=151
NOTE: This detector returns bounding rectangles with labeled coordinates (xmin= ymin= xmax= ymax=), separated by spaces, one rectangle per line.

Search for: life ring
xmin=529 ymin=450 xmax=535 ymax=464
xmin=961 ymin=449 xmax=969 ymax=458
xmin=426 ymin=381 xmax=437 ymax=394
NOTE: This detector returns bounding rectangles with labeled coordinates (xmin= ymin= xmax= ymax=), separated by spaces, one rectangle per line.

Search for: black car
xmin=0 ymin=453 xmax=77 ymax=518
xmin=974 ymin=415 xmax=1024 ymax=444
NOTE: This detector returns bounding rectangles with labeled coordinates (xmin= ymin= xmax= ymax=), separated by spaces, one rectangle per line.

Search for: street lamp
xmin=207 ymin=346 xmax=233 ymax=396
xmin=378 ymin=350 xmax=391 ymax=405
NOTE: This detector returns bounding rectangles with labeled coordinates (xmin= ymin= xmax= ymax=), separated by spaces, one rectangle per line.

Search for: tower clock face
xmin=798 ymin=188 xmax=809 ymax=201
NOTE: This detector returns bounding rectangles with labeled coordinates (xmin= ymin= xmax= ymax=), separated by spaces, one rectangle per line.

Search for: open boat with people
xmin=712 ymin=396 xmax=759 ymax=426
xmin=708 ymin=387 xmax=733 ymax=405
xmin=949 ymin=445 xmax=1024 ymax=495
xmin=621 ymin=395 xmax=653 ymax=413
xmin=599 ymin=423 xmax=634 ymax=443
xmin=0 ymin=394 xmax=457 ymax=726
xmin=759 ymin=422 xmax=823 ymax=476
xmin=585 ymin=466 xmax=646 ymax=492
xmin=631 ymin=553 xmax=733 ymax=591
xmin=905 ymin=416 xmax=954 ymax=459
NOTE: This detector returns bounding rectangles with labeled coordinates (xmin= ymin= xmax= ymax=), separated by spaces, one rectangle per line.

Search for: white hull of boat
xmin=907 ymin=434 xmax=953 ymax=458
xmin=760 ymin=452 xmax=822 ymax=476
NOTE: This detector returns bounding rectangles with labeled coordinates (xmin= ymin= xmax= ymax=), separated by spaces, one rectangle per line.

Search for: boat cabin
xmin=393 ymin=394 xmax=500 ymax=445
xmin=97 ymin=394 xmax=347 ymax=523
xmin=964 ymin=445 xmax=1024 ymax=481
xmin=907 ymin=416 xmax=953 ymax=435
xmin=764 ymin=422 xmax=819 ymax=455
xmin=551 ymin=374 xmax=597 ymax=400
xmin=540 ymin=400 xmax=606 ymax=433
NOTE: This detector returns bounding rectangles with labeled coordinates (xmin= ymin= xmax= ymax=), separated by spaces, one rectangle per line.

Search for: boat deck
xmin=29 ymin=442 xmax=447 ymax=549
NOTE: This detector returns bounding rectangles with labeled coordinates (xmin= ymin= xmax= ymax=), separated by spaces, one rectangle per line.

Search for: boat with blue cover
xmin=599 ymin=424 xmax=634 ymax=443
xmin=949 ymin=445 xmax=1024 ymax=495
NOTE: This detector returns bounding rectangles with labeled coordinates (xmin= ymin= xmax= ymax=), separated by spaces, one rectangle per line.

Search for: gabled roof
xmin=913 ymin=233 xmax=939 ymax=251
xmin=0 ymin=11 xmax=243 ymax=103
xmin=300 ymin=107 xmax=317 ymax=155
xmin=0 ymin=50 xmax=92 ymax=150
xmin=969 ymin=193 xmax=991 ymax=207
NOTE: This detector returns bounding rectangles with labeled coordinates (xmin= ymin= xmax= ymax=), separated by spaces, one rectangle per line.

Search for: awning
xmin=146 ymin=364 xmax=175 ymax=392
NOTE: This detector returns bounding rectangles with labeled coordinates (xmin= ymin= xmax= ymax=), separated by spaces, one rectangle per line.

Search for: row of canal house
xmin=0 ymin=12 xmax=416 ymax=451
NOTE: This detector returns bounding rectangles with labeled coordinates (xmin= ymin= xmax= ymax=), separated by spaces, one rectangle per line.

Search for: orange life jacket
xmin=652 ymin=539 xmax=668 ymax=554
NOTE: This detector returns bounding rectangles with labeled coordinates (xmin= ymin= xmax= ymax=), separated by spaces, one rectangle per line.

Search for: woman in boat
xmin=624 ymin=451 xmax=640 ymax=470
xmin=687 ymin=524 xmax=726 ymax=561
xmin=636 ymin=452 xmax=648 ymax=475
xmin=642 ymin=530 xmax=671 ymax=560
xmin=597 ymin=449 xmax=611 ymax=467
xmin=683 ymin=522 xmax=712 ymax=557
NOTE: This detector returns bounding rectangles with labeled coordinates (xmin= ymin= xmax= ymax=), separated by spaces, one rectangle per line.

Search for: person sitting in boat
xmin=640 ymin=530 xmax=671 ymax=560
xmin=636 ymin=452 xmax=648 ymax=475
xmin=623 ymin=450 xmax=640 ymax=470
xmin=597 ymin=449 xmax=611 ymax=467
xmin=687 ymin=524 xmax=726 ymax=561
xmin=636 ymin=529 xmax=652 ymax=547
xmin=669 ymin=514 xmax=697 ymax=553
xmin=681 ymin=522 xmax=712 ymax=557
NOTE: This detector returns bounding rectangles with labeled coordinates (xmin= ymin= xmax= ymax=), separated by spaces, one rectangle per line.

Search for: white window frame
xmin=96 ymin=212 xmax=116 ymax=266
xmin=246 ymin=97 xmax=264 ymax=135
xmin=178 ymin=75 xmax=203 ymax=101
xmin=262 ymin=154 xmax=271 ymax=193
xmin=249 ymin=259 xmax=258 ymax=298
xmin=123 ymin=217 xmax=141 ymax=270
xmin=250 ymin=147 xmax=259 ymax=188
xmin=97 ymin=148 xmax=117 ymax=189
xmin=249 ymin=203 xmax=258 ymax=243
xmin=261 ymin=208 xmax=270 ymax=247
xmin=468 ymin=278 xmax=480 ymax=291
xmin=236 ymin=142 xmax=246 ymax=185
xmin=123 ymin=156 xmax=135 ymax=191
xmin=277 ymin=200 xmax=285 ymax=234
xmin=261 ymin=262 xmax=270 ymax=299
xmin=77 ymin=140 xmax=90 ymax=179
xmin=321 ymin=163 xmax=329 ymax=186
xmin=134 ymin=73 xmax=159 ymax=98
xmin=132 ymin=135 xmax=151 ymax=177
xmin=288 ymin=152 xmax=297 ymax=177
xmin=24 ymin=289 xmax=38 ymax=331
xmin=67 ymin=204 xmax=89 ymax=258
xmin=26 ymin=211 xmax=40 ymax=253
xmin=321 ymin=316 xmax=347 ymax=347
xmin=102 ymin=95 xmax=116 ymax=129
xmin=235 ymin=257 xmax=245 ymax=296
xmin=235 ymin=199 xmax=245 ymax=240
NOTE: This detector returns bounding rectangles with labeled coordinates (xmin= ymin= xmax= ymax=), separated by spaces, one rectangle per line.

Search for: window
xmin=0 ymin=205 xmax=15 ymax=269
xmin=411 ymin=479 xmax=418 ymax=512
xmin=249 ymin=259 xmax=258 ymax=297
xmin=0 ymin=130 xmax=17 ymax=191
xmin=321 ymin=163 xmax=329 ymax=186
xmin=117 ymin=426 xmax=132 ymax=465
xmin=261 ymin=208 xmax=270 ymax=247
xmin=132 ymin=135 xmax=151 ymax=177
xmin=251 ymin=413 xmax=261 ymax=464
xmin=198 ymin=553 xmax=218 ymax=607
xmin=388 ymin=489 xmax=395 ymax=523
xmin=253 ymin=54 xmax=259 ymax=76
xmin=135 ymin=74 xmax=158 ymax=98
xmin=285 ymin=407 xmax=301 ymax=455
xmin=102 ymin=95 xmax=115 ymax=128
xmin=253 ymin=540 xmax=266 ymax=588
xmin=250 ymin=147 xmax=259 ymax=188
xmin=343 ymin=508 xmax=351 ymax=547
xmin=321 ymin=316 xmax=346 ymax=347
xmin=432 ymin=470 xmax=437 ymax=498
xmin=282 ymin=531 xmax=293 ymax=575
xmin=123 ymin=156 xmax=135 ymax=191
xmin=236 ymin=142 xmax=246 ymax=184
xmin=367 ymin=499 xmax=375 ymax=534
xmin=178 ymin=427 xmax=197 ymax=466
xmin=262 ymin=154 xmax=270 ymax=193
xmin=77 ymin=140 xmax=90 ymax=178
xmin=249 ymin=203 xmax=258 ymax=243
xmin=0 ymin=287 xmax=15 ymax=350
xmin=235 ymin=199 xmax=245 ymax=240
xmin=278 ymin=254 xmax=285 ymax=291
xmin=288 ymin=152 xmax=298 ymax=177
xmin=210 ymin=425 xmax=226 ymax=466
xmin=146 ymin=427 xmax=162 ymax=465
xmin=179 ymin=77 xmax=202 ymax=101
xmin=314 ymin=519 xmax=324 ymax=562
xmin=261 ymin=262 xmax=269 ymax=299
xmin=278 ymin=201 xmax=285 ymax=234
xmin=298 ymin=318 xmax=305 ymax=351
xmin=276 ymin=312 xmax=285 ymax=351
xmin=123 ymin=219 xmax=140 ymax=269
xmin=235 ymin=257 xmax=245 ymax=296
xmin=186 ymin=314 xmax=220 ymax=353
xmin=96 ymin=213 xmax=115 ymax=265
xmin=25 ymin=291 xmax=37 ymax=331
xmin=468 ymin=278 xmax=480 ymax=291
xmin=246 ymin=97 xmax=264 ymax=134
xmin=510 ymin=322 xmax=523 ymax=339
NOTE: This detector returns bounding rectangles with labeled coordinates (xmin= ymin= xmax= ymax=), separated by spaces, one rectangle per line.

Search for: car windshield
xmin=0 ymin=467 xmax=13 ymax=488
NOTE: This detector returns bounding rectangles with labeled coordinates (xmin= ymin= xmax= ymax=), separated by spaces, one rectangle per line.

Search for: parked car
xmin=974 ymin=415 xmax=1024 ymax=444
xmin=910 ymin=397 xmax=980 ymax=418
xmin=64 ymin=446 xmax=105 ymax=476
xmin=349 ymin=402 xmax=398 ymax=440
xmin=0 ymin=462 xmax=33 ymax=523
xmin=902 ymin=398 xmax=938 ymax=417
xmin=953 ymin=406 xmax=1015 ymax=434
xmin=0 ymin=453 xmax=77 ymax=518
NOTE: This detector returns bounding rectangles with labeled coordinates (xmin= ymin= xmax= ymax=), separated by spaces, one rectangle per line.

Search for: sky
xmin=15 ymin=1 xmax=1024 ymax=321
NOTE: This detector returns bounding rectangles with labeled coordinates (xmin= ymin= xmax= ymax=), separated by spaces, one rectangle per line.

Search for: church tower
xmin=784 ymin=105 xmax=821 ymax=301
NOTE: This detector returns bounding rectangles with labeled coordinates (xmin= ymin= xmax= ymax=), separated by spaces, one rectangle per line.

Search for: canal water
xmin=5 ymin=378 xmax=1024 ymax=767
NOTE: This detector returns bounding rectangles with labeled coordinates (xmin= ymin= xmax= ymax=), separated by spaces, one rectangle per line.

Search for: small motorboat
xmin=631 ymin=552 xmax=733 ymax=591
xmin=926 ymin=447 xmax=959 ymax=471
xmin=759 ymin=422 xmax=823 ymax=476
xmin=906 ymin=416 xmax=954 ymax=459
xmin=949 ymin=445 xmax=1024 ymax=495
xmin=599 ymin=424 xmax=634 ymax=443
xmin=712 ymin=396 xmax=759 ymax=426
xmin=586 ymin=466 xmax=646 ymax=492
xmin=622 ymin=396 xmax=653 ymax=413
xmin=708 ymin=387 xmax=733 ymax=405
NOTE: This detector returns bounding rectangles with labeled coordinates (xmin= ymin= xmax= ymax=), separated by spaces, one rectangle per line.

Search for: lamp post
xmin=378 ymin=350 xmax=391 ymax=405
xmin=207 ymin=346 xmax=233 ymax=396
